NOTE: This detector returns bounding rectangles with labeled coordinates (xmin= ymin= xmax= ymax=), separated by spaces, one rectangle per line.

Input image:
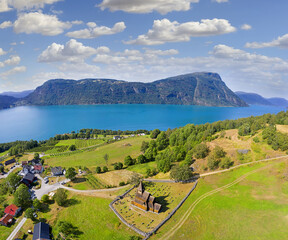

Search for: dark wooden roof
xmin=4 ymin=158 xmax=16 ymax=166
xmin=23 ymin=172 xmax=35 ymax=182
xmin=33 ymin=222 xmax=51 ymax=240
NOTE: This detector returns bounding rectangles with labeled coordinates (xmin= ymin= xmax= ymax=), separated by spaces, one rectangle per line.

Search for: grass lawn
xmin=55 ymin=139 xmax=105 ymax=149
xmin=150 ymin=158 xmax=288 ymax=240
xmin=46 ymin=136 xmax=149 ymax=171
xmin=114 ymin=181 xmax=195 ymax=233
xmin=127 ymin=161 xmax=157 ymax=175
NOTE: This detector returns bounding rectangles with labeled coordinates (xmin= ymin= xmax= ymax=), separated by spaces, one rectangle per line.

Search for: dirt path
xmin=158 ymin=163 xmax=277 ymax=240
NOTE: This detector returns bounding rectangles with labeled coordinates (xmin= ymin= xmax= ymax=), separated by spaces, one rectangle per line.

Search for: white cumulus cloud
xmin=241 ymin=24 xmax=252 ymax=30
xmin=245 ymin=33 xmax=288 ymax=49
xmin=98 ymin=0 xmax=199 ymax=15
xmin=0 ymin=0 xmax=63 ymax=12
xmin=0 ymin=21 xmax=13 ymax=29
xmin=213 ymin=0 xmax=229 ymax=3
xmin=38 ymin=39 xmax=108 ymax=62
xmin=14 ymin=12 xmax=74 ymax=36
xmin=0 ymin=48 xmax=7 ymax=56
xmin=0 ymin=66 xmax=26 ymax=78
xmin=66 ymin=21 xmax=126 ymax=39
xmin=125 ymin=18 xmax=236 ymax=45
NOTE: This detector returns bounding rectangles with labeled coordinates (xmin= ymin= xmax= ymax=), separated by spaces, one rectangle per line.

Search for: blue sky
xmin=0 ymin=0 xmax=288 ymax=98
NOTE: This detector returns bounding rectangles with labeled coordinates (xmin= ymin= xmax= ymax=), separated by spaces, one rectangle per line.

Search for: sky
xmin=0 ymin=0 xmax=288 ymax=98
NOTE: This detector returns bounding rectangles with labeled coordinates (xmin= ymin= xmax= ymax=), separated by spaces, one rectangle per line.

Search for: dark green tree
xmin=137 ymin=154 xmax=146 ymax=164
xmin=103 ymin=153 xmax=109 ymax=166
xmin=124 ymin=155 xmax=135 ymax=166
xmin=140 ymin=141 xmax=149 ymax=153
xmin=96 ymin=166 xmax=101 ymax=174
xmin=170 ymin=165 xmax=193 ymax=182
xmin=103 ymin=166 xmax=108 ymax=172
xmin=6 ymin=172 xmax=21 ymax=193
xmin=34 ymin=152 xmax=40 ymax=160
xmin=192 ymin=143 xmax=209 ymax=159
xmin=150 ymin=129 xmax=161 ymax=139
xmin=54 ymin=188 xmax=68 ymax=206
xmin=25 ymin=208 xmax=36 ymax=221
xmin=14 ymin=184 xmax=32 ymax=209
xmin=69 ymin=144 xmax=76 ymax=151
xmin=65 ymin=167 xmax=77 ymax=180
xmin=33 ymin=199 xmax=42 ymax=211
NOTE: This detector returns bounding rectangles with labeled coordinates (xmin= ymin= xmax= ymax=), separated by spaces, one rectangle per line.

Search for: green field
xmin=46 ymin=136 xmax=148 ymax=171
xmin=151 ymin=159 xmax=288 ymax=240
xmin=55 ymin=139 xmax=105 ymax=149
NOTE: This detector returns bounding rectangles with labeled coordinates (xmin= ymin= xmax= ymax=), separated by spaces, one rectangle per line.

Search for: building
xmin=4 ymin=204 xmax=21 ymax=217
xmin=131 ymin=182 xmax=161 ymax=213
xmin=113 ymin=135 xmax=121 ymax=140
xmin=0 ymin=213 xmax=13 ymax=227
xmin=32 ymin=222 xmax=51 ymax=240
xmin=28 ymin=159 xmax=40 ymax=166
xmin=22 ymin=172 xmax=36 ymax=186
xmin=51 ymin=167 xmax=63 ymax=176
xmin=33 ymin=165 xmax=43 ymax=174
xmin=4 ymin=158 xmax=16 ymax=166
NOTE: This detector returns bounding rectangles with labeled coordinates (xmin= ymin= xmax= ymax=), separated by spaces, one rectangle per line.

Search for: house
xmin=21 ymin=161 xmax=28 ymax=166
xmin=131 ymin=182 xmax=161 ymax=213
xmin=22 ymin=172 xmax=36 ymax=186
xmin=32 ymin=222 xmax=51 ymax=240
xmin=33 ymin=165 xmax=43 ymax=174
xmin=28 ymin=159 xmax=40 ymax=166
xmin=113 ymin=135 xmax=121 ymax=140
xmin=4 ymin=204 xmax=21 ymax=217
xmin=19 ymin=165 xmax=34 ymax=176
xmin=0 ymin=213 xmax=13 ymax=227
xmin=4 ymin=158 xmax=16 ymax=166
xmin=51 ymin=167 xmax=63 ymax=176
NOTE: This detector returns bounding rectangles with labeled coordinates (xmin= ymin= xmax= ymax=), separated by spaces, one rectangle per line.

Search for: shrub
xmin=119 ymin=181 xmax=126 ymax=186
xmin=103 ymin=166 xmax=108 ymax=172
xmin=96 ymin=166 xmax=101 ymax=174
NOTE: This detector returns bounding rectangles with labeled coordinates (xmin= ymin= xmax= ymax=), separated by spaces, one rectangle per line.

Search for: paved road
xmin=0 ymin=165 xmax=20 ymax=179
xmin=6 ymin=217 xmax=27 ymax=240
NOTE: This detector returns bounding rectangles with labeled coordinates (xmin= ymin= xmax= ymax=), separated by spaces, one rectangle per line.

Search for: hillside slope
xmin=0 ymin=95 xmax=17 ymax=110
xmin=18 ymin=72 xmax=247 ymax=107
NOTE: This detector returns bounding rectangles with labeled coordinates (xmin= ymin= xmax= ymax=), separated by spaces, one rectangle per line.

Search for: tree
xmin=124 ymin=155 xmax=135 ymax=166
xmin=34 ymin=152 xmax=40 ymax=160
xmin=54 ymin=188 xmax=68 ymax=206
xmin=14 ymin=184 xmax=32 ymax=209
xmin=103 ymin=153 xmax=109 ymax=166
xmin=219 ymin=157 xmax=234 ymax=169
xmin=140 ymin=141 xmax=149 ymax=153
xmin=103 ymin=166 xmax=108 ymax=172
xmin=6 ymin=172 xmax=21 ymax=192
xmin=41 ymin=194 xmax=49 ymax=204
xmin=213 ymin=146 xmax=226 ymax=159
xmin=114 ymin=162 xmax=123 ymax=170
xmin=25 ymin=208 xmax=36 ymax=221
xmin=0 ymin=165 xmax=4 ymax=173
xmin=33 ymin=199 xmax=42 ymax=211
xmin=65 ymin=167 xmax=77 ymax=180
xmin=156 ymin=132 xmax=169 ymax=151
xmin=69 ymin=144 xmax=76 ymax=151
xmin=150 ymin=129 xmax=160 ymax=139
xmin=207 ymin=155 xmax=221 ymax=170
xmin=192 ymin=143 xmax=209 ymax=159
xmin=96 ymin=166 xmax=101 ymax=174
xmin=129 ymin=173 xmax=142 ymax=186
xmin=137 ymin=154 xmax=146 ymax=164
xmin=57 ymin=221 xmax=79 ymax=238
xmin=170 ymin=165 xmax=193 ymax=182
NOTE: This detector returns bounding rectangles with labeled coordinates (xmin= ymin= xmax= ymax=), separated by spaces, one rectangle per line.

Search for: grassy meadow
xmin=45 ymin=136 xmax=148 ymax=171
xmin=150 ymin=158 xmax=288 ymax=240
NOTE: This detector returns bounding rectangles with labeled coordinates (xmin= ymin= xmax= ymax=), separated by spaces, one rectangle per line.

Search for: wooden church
xmin=131 ymin=182 xmax=161 ymax=213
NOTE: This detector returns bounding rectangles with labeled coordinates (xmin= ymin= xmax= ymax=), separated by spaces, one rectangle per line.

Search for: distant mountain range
xmin=235 ymin=92 xmax=288 ymax=107
xmin=0 ymin=90 xmax=33 ymax=99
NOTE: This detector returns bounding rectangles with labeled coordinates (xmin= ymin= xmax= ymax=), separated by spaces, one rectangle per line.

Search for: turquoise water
xmin=0 ymin=104 xmax=286 ymax=143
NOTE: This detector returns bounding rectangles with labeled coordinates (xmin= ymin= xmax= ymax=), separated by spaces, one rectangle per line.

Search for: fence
xmin=109 ymin=180 xmax=198 ymax=239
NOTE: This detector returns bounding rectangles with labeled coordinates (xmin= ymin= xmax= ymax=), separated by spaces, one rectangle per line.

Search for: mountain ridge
xmin=17 ymin=72 xmax=247 ymax=107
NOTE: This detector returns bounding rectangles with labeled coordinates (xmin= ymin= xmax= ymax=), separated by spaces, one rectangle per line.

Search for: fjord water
xmin=0 ymin=104 xmax=286 ymax=143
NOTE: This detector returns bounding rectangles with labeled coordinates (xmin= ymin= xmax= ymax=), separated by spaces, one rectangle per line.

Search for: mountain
xmin=0 ymin=90 xmax=34 ymax=98
xmin=267 ymin=98 xmax=288 ymax=107
xmin=236 ymin=91 xmax=288 ymax=107
xmin=235 ymin=92 xmax=272 ymax=106
xmin=17 ymin=72 xmax=247 ymax=107
xmin=0 ymin=95 xmax=17 ymax=110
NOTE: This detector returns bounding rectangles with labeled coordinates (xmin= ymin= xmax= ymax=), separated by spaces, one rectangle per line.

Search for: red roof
xmin=34 ymin=165 xmax=42 ymax=171
xmin=0 ymin=213 xmax=13 ymax=226
xmin=4 ymin=204 xmax=19 ymax=217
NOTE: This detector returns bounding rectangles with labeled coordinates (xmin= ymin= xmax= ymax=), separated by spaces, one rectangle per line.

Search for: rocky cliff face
xmin=17 ymin=72 xmax=247 ymax=107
